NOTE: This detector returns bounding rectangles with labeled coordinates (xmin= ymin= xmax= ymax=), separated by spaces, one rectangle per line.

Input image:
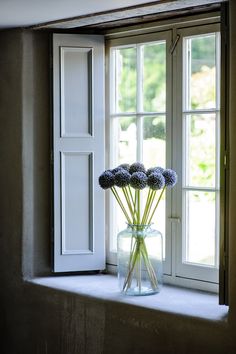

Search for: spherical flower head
xmin=111 ymin=166 xmax=124 ymax=175
xmin=114 ymin=170 xmax=131 ymax=188
xmin=98 ymin=170 xmax=115 ymax=189
xmin=129 ymin=162 xmax=146 ymax=175
xmin=147 ymin=172 xmax=165 ymax=190
xmin=162 ymin=169 xmax=178 ymax=188
xmin=118 ymin=163 xmax=130 ymax=172
xmin=130 ymin=172 xmax=147 ymax=190
xmin=146 ymin=166 xmax=164 ymax=176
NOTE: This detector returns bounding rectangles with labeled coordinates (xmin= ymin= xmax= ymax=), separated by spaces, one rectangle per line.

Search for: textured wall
xmin=1 ymin=2 xmax=236 ymax=353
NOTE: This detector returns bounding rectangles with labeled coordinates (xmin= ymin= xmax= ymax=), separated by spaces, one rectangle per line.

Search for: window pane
xmin=143 ymin=42 xmax=166 ymax=112
xmin=184 ymin=191 xmax=217 ymax=266
xmin=185 ymin=34 xmax=216 ymax=110
xmin=143 ymin=116 xmax=166 ymax=168
xmin=113 ymin=117 xmax=137 ymax=166
xmin=115 ymin=47 xmax=137 ymax=113
xmin=185 ymin=114 xmax=216 ymax=188
xmin=142 ymin=115 xmax=166 ymax=257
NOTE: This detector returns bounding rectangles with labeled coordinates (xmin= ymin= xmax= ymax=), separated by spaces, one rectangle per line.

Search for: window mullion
xmin=136 ymin=44 xmax=143 ymax=161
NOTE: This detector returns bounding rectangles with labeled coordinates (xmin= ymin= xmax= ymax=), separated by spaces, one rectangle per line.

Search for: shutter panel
xmin=53 ymin=34 xmax=105 ymax=272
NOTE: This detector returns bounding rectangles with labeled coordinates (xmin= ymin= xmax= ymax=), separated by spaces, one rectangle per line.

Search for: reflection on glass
xmin=115 ymin=47 xmax=137 ymax=113
xmin=185 ymin=114 xmax=216 ymax=188
xmin=112 ymin=186 xmax=166 ymax=260
xmin=143 ymin=42 xmax=166 ymax=112
xmin=143 ymin=116 xmax=166 ymax=169
xmin=185 ymin=34 xmax=216 ymax=110
xmin=185 ymin=191 xmax=216 ymax=266
xmin=116 ymin=117 xmax=137 ymax=166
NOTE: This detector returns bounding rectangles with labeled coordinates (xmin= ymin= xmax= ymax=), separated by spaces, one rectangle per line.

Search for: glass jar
xmin=117 ymin=224 xmax=163 ymax=296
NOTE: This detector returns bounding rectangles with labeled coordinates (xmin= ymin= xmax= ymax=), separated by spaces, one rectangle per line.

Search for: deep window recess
xmin=106 ymin=19 xmax=222 ymax=292
xmin=52 ymin=13 xmax=228 ymax=301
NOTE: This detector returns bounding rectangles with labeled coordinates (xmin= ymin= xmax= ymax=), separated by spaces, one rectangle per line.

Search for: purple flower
xmin=147 ymin=172 xmax=165 ymax=190
xmin=98 ymin=170 xmax=115 ymax=189
xmin=111 ymin=166 xmax=124 ymax=175
xmin=129 ymin=162 xmax=146 ymax=175
xmin=146 ymin=166 xmax=164 ymax=176
xmin=162 ymin=169 xmax=178 ymax=187
xmin=114 ymin=170 xmax=131 ymax=188
xmin=118 ymin=163 xmax=130 ymax=172
xmin=130 ymin=172 xmax=147 ymax=190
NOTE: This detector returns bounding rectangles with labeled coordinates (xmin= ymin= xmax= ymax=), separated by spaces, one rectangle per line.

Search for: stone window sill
xmin=28 ymin=274 xmax=228 ymax=322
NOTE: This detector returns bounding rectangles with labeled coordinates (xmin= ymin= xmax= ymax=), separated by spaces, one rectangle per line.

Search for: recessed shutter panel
xmin=53 ymin=34 xmax=105 ymax=272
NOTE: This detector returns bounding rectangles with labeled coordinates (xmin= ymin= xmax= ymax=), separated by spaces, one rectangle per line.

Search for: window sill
xmin=28 ymin=274 xmax=228 ymax=322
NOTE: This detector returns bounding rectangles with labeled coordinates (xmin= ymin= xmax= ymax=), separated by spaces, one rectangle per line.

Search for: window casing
xmin=106 ymin=17 xmax=222 ymax=292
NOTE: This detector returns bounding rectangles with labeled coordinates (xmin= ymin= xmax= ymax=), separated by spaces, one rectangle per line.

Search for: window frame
xmin=105 ymin=13 xmax=223 ymax=293
xmin=174 ymin=23 xmax=221 ymax=285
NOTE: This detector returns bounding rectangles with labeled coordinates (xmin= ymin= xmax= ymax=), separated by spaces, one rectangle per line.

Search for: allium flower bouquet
xmin=99 ymin=162 xmax=177 ymax=295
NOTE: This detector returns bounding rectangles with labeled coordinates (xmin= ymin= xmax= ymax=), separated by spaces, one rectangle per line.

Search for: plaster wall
xmin=1 ymin=2 xmax=236 ymax=353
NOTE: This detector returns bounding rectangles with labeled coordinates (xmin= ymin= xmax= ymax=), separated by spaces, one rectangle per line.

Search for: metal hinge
xmin=168 ymin=217 xmax=181 ymax=224
xmin=223 ymin=151 xmax=228 ymax=169
xmin=50 ymin=151 xmax=54 ymax=165
xmin=170 ymin=34 xmax=180 ymax=55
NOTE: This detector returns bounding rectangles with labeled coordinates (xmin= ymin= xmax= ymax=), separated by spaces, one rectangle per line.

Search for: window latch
xmin=168 ymin=217 xmax=181 ymax=223
xmin=170 ymin=34 xmax=180 ymax=54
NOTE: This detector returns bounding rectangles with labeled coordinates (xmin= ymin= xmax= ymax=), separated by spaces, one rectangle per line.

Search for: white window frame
xmin=105 ymin=15 xmax=222 ymax=292
xmin=174 ymin=24 xmax=221 ymax=285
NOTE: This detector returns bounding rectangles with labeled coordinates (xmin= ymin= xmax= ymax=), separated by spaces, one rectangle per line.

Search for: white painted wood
xmin=106 ymin=16 xmax=222 ymax=291
xmin=61 ymin=152 xmax=93 ymax=255
xmin=175 ymin=23 xmax=220 ymax=284
xmin=35 ymin=0 xmax=226 ymax=30
xmin=60 ymin=47 xmax=93 ymax=137
xmin=53 ymin=33 xmax=105 ymax=272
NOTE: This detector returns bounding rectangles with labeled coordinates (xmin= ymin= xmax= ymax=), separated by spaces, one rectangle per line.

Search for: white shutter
xmin=53 ymin=34 xmax=105 ymax=272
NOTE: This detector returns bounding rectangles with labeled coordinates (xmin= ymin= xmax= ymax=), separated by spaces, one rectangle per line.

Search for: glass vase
xmin=117 ymin=224 xmax=163 ymax=296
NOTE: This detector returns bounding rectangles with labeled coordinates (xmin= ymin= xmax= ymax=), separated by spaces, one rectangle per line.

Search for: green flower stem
xmin=140 ymin=189 xmax=152 ymax=225
xmin=137 ymin=190 xmax=140 ymax=224
xmin=111 ymin=187 xmax=132 ymax=224
xmin=140 ymin=239 xmax=158 ymax=287
xmin=127 ymin=185 xmax=135 ymax=207
xmin=147 ymin=187 xmax=166 ymax=225
xmin=140 ymin=247 xmax=158 ymax=289
xmin=141 ymin=189 xmax=156 ymax=225
xmin=126 ymin=235 xmax=136 ymax=274
xmin=126 ymin=186 xmax=138 ymax=224
xmin=123 ymin=239 xmax=139 ymax=291
xmin=122 ymin=187 xmax=134 ymax=220
xmin=123 ymin=236 xmax=158 ymax=293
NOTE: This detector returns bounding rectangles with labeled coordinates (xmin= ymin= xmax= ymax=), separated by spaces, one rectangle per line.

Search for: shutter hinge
xmin=168 ymin=217 xmax=181 ymax=223
xmin=223 ymin=151 xmax=228 ymax=169
xmin=170 ymin=34 xmax=180 ymax=55
xmin=50 ymin=151 xmax=54 ymax=165
xmin=222 ymin=251 xmax=228 ymax=269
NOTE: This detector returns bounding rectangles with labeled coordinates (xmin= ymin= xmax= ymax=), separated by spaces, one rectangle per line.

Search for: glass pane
xmin=185 ymin=114 xmax=216 ymax=188
xmin=185 ymin=34 xmax=216 ymax=110
xmin=114 ymin=117 xmax=137 ymax=166
xmin=184 ymin=191 xmax=216 ymax=266
xmin=142 ymin=116 xmax=166 ymax=257
xmin=143 ymin=116 xmax=166 ymax=169
xmin=115 ymin=47 xmax=137 ymax=113
xmin=143 ymin=41 xmax=166 ymax=112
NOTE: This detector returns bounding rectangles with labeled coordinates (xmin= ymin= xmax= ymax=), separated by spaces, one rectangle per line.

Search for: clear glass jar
xmin=117 ymin=224 xmax=163 ymax=296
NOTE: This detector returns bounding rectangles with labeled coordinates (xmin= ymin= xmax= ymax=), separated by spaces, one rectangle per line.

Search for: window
xmin=106 ymin=20 xmax=222 ymax=291
xmin=52 ymin=13 xmax=227 ymax=296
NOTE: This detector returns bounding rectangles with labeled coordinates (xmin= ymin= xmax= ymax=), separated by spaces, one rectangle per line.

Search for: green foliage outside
xmin=116 ymin=35 xmax=217 ymax=191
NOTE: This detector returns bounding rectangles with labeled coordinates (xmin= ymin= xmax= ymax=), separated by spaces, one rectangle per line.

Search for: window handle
xmin=168 ymin=217 xmax=181 ymax=223
xmin=170 ymin=34 xmax=180 ymax=54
